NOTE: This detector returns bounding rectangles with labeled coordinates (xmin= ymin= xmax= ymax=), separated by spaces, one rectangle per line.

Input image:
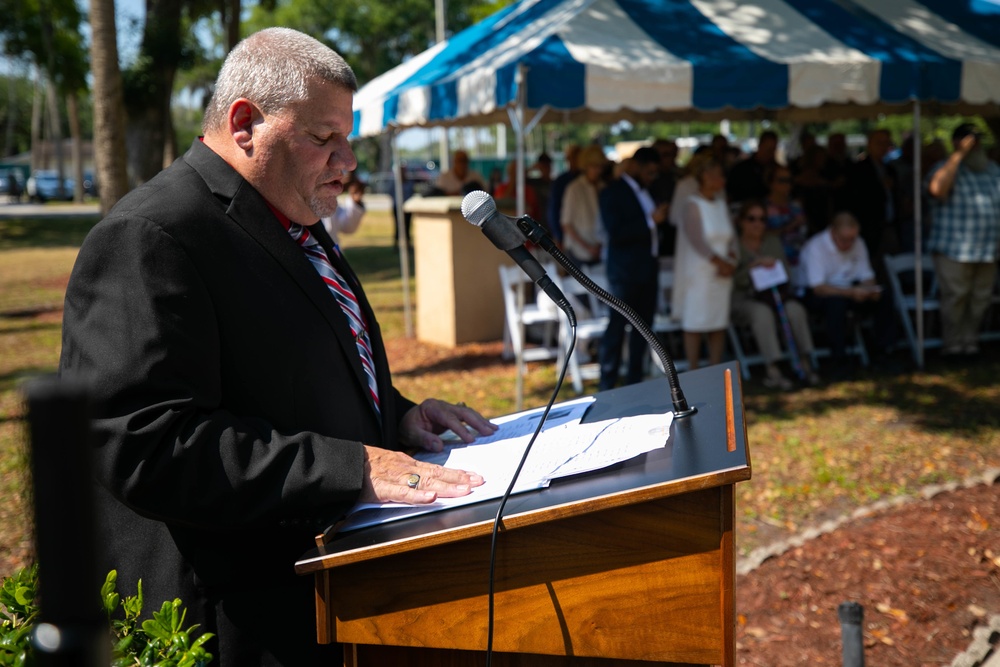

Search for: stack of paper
xmin=338 ymin=397 xmax=673 ymax=532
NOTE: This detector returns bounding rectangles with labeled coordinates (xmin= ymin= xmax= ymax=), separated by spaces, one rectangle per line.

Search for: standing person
xmin=822 ymin=131 xmax=852 ymax=203
xmin=494 ymin=158 xmax=540 ymax=220
xmin=597 ymin=147 xmax=669 ymax=390
xmin=840 ymin=128 xmax=897 ymax=267
xmin=321 ymin=171 xmax=366 ymax=244
xmin=547 ymin=143 xmax=581 ymax=245
xmin=58 ymin=28 xmax=496 ymax=667
xmin=529 ymin=152 xmax=554 ymax=233
xmin=726 ymin=130 xmax=779 ymax=204
xmin=732 ymin=200 xmax=819 ymax=388
xmin=793 ymin=144 xmax=835 ymax=237
xmin=926 ymin=123 xmax=1000 ymax=357
xmin=668 ymin=146 xmax=715 ymax=227
xmin=764 ymin=164 xmax=809 ymax=272
xmin=560 ymin=144 xmax=608 ymax=267
xmin=649 ymin=137 xmax=680 ymax=258
xmin=673 ymin=158 xmax=737 ymax=371
xmin=434 ymin=148 xmax=485 ymax=195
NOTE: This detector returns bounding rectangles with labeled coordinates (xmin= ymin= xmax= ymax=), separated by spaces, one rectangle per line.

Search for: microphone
xmin=461 ymin=191 xmax=694 ymax=417
xmin=461 ymin=191 xmax=567 ymax=308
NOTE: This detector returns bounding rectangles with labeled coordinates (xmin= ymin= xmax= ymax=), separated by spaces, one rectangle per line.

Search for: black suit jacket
xmin=841 ymin=156 xmax=896 ymax=255
xmin=59 ymin=140 xmax=416 ymax=664
xmin=599 ymin=177 xmax=658 ymax=287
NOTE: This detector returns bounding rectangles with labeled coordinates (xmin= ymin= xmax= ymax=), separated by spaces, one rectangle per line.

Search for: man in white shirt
xmin=799 ymin=212 xmax=896 ymax=376
xmin=433 ymin=149 xmax=485 ymax=196
xmin=321 ymin=175 xmax=366 ymax=244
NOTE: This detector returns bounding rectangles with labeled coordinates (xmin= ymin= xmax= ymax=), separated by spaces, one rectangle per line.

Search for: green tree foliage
xmin=1 ymin=72 xmax=35 ymax=157
xmin=244 ymin=0 xmax=503 ymax=85
xmin=0 ymin=0 xmax=88 ymax=94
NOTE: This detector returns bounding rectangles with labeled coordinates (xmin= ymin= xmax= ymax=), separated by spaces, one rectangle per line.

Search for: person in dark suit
xmin=839 ymin=128 xmax=897 ymax=268
xmin=58 ymin=28 xmax=495 ymax=667
xmin=597 ymin=147 xmax=669 ymax=390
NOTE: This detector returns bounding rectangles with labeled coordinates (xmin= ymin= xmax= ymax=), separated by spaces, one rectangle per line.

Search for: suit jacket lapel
xmin=184 ymin=141 xmax=383 ymax=429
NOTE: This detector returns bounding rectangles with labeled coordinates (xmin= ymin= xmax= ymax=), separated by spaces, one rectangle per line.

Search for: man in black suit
xmin=839 ymin=128 xmax=898 ymax=269
xmin=597 ymin=147 xmax=669 ymax=390
xmin=726 ymin=130 xmax=778 ymax=204
xmin=59 ymin=28 xmax=495 ymax=666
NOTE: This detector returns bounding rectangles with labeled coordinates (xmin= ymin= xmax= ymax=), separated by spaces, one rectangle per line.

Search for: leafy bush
xmin=0 ymin=566 xmax=213 ymax=666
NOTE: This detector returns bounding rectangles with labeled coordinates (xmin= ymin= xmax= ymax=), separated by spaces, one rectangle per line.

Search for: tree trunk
xmin=30 ymin=72 xmax=42 ymax=171
xmin=88 ymin=0 xmax=130 ymax=213
xmin=124 ymin=0 xmax=182 ymax=184
xmin=45 ymin=78 xmax=67 ymax=200
xmin=66 ymin=92 xmax=85 ymax=202
xmin=223 ymin=0 xmax=240 ymax=51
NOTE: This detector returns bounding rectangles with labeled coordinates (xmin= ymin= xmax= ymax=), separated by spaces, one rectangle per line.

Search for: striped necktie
xmin=288 ymin=222 xmax=381 ymax=419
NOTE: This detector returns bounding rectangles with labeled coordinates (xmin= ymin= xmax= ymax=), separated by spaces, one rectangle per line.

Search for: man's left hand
xmin=400 ymin=399 xmax=499 ymax=453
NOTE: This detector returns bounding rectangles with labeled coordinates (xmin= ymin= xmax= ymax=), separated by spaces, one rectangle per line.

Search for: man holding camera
xmin=926 ymin=123 xmax=1000 ymax=357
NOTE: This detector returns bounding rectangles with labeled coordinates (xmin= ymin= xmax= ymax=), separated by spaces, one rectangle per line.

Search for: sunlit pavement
xmin=0 ymin=202 xmax=101 ymax=218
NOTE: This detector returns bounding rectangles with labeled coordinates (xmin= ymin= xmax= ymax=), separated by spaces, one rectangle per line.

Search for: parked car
xmin=368 ymin=165 xmax=439 ymax=199
xmin=26 ymin=170 xmax=74 ymax=202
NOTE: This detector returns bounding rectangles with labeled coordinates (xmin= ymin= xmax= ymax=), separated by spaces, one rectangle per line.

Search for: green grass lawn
xmin=1 ymin=207 xmax=998 ymax=577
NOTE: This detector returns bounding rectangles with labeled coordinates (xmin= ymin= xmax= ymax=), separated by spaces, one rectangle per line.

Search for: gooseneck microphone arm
xmin=517 ymin=214 xmax=696 ymax=418
xmin=460 ymin=189 xmax=694 ymax=417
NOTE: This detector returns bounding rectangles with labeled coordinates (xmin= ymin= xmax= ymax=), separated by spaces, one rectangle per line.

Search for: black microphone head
xmin=461 ymin=190 xmax=494 ymax=227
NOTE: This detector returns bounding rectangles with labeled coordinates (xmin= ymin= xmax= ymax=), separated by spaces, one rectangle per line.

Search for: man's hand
xmin=956 ymin=133 xmax=979 ymax=158
xmin=399 ymin=399 xmax=498 ymax=453
xmin=359 ymin=445 xmax=485 ymax=505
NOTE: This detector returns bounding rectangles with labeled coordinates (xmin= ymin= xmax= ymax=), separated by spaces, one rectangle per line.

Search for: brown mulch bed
xmin=736 ymin=481 xmax=1000 ymax=665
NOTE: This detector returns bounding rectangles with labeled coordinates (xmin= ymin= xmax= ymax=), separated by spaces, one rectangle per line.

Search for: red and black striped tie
xmin=289 ymin=222 xmax=381 ymax=418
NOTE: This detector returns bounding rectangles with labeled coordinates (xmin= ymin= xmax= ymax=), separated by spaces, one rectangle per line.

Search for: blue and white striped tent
xmin=353 ymin=0 xmax=1000 ymax=138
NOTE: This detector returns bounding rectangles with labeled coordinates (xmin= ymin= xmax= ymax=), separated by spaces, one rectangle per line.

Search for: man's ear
xmin=229 ymin=99 xmax=257 ymax=151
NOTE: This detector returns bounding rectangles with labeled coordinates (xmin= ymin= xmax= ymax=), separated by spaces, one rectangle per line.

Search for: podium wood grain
xmin=298 ymin=365 xmax=751 ymax=667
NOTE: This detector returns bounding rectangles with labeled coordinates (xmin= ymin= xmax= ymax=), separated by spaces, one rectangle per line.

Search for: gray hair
xmin=202 ymin=27 xmax=357 ymax=134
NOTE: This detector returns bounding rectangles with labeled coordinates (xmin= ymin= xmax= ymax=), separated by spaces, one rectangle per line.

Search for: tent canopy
xmin=353 ymin=0 xmax=1000 ymax=137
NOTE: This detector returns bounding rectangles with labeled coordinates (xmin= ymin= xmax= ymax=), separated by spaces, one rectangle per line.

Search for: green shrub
xmin=0 ymin=566 xmax=213 ymax=666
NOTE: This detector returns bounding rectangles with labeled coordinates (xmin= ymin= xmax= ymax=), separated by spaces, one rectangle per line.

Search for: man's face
xmin=659 ymin=143 xmax=678 ymax=166
xmin=832 ymin=225 xmax=859 ymax=252
xmin=757 ymin=137 xmax=777 ymax=162
xmin=247 ymin=80 xmax=357 ymax=223
xmin=637 ymin=161 xmax=660 ymax=187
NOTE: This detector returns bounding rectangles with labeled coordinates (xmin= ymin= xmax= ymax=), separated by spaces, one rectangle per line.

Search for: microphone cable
xmin=485 ymin=294 xmax=577 ymax=667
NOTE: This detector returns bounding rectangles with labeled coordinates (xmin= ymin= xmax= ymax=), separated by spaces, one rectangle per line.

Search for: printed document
xmin=337 ymin=397 xmax=673 ymax=532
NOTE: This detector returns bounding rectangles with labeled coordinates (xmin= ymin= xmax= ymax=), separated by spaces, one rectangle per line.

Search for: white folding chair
xmin=498 ymin=263 xmax=560 ymax=363
xmin=650 ymin=265 xmax=687 ymax=376
xmin=883 ymin=253 xmax=940 ymax=365
xmin=549 ymin=266 xmax=609 ymax=394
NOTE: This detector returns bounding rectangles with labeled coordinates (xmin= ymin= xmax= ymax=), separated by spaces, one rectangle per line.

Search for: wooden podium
xmin=296 ymin=363 xmax=752 ymax=666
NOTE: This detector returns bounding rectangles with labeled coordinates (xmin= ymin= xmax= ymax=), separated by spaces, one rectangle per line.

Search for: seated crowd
xmin=495 ymin=122 xmax=1000 ymax=390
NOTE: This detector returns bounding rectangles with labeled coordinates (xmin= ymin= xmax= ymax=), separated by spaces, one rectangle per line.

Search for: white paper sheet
xmin=750 ymin=261 xmax=789 ymax=291
xmin=335 ymin=397 xmax=673 ymax=532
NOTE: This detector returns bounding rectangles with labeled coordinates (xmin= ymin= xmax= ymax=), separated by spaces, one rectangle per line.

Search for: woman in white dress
xmin=673 ymin=158 xmax=736 ymax=370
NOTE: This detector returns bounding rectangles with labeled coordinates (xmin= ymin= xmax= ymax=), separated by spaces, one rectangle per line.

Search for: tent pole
xmin=913 ymin=101 xmax=924 ymax=369
xmin=391 ymin=128 xmax=415 ymax=338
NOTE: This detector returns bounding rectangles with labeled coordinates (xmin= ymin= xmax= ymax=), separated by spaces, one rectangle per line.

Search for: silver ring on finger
xmin=406 ymin=473 xmax=421 ymax=489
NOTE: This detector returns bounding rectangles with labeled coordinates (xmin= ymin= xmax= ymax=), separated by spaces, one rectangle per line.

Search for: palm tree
xmin=88 ymin=0 xmax=129 ymax=213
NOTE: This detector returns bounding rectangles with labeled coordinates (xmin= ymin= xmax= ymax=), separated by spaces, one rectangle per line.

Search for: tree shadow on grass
xmin=0 ymin=216 xmax=100 ymax=250
xmin=743 ymin=349 xmax=1000 ymax=438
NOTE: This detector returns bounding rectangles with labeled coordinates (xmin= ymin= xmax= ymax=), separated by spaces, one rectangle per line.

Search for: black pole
xmin=838 ymin=601 xmax=865 ymax=667
xmin=24 ymin=376 xmax=108 ymax=666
